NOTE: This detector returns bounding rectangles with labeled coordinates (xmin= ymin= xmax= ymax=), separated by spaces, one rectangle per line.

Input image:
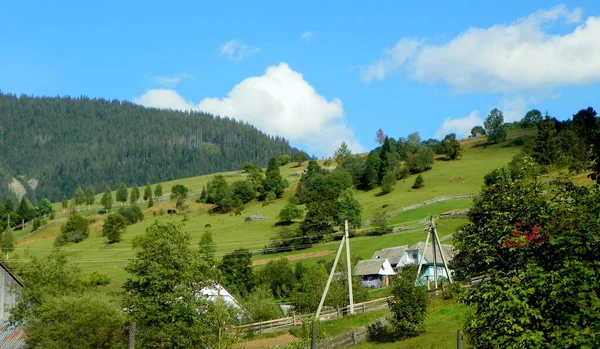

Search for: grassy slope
xmin=11 ymin=132 xmax=528 ymax=292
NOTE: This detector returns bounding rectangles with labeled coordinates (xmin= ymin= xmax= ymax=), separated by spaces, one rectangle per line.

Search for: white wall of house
xmin=0 ymin=267 xmax=20 ymax=321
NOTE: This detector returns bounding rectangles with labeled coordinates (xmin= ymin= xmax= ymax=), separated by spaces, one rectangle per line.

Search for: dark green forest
xmin=0 ymin=92 xmax=300 ymax=202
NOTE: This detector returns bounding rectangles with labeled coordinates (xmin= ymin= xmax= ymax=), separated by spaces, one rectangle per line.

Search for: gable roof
xmin=353 ymin=259 xmax=396 ymax=276
xmin=198 ymin=283 xmax=243 ymax=310
xmin=407 ymin=242 xmax=457 ymax=264
xmin=0 ymin=261 xmax=24 ymax=288
xmin=371 ymin=246 xmax=408 ymax=266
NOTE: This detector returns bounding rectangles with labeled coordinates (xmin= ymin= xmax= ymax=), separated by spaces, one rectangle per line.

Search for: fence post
xmin=292 ymin=311 xmax=296 ymax=326
xmin=457 ymin=329 xmax=463 ymax=349
xmin=311 ymin=321 xmax=317 ymax=349
xmin=128 ymin=322 xmax=136 ymax=349
xmin=352 ymin=331 xmax=357 ymax=344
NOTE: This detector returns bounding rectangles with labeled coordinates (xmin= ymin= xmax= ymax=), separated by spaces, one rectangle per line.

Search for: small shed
xmin=353 ymin=259 xmax=396 ymax=287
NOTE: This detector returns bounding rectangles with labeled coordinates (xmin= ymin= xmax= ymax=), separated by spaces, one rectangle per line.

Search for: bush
xmin=442 ymin=282 xmax=464 ymax=300
xmin=56 ymin=214 xmax=90 ymax=245
xmin=367 ymin=320 xmax=389 ymax=341
xmin=117 ymin=205 xmax=144 ymax=225
xmin=389 ymin=265 xmax=428 ymax=338
xmin=412 ymin=175 xmax=424 ymax=189
xmin=103 ymin=213 xmax=127 ymax=244
xmin=87 ymin=271 xmax=111 ymax=286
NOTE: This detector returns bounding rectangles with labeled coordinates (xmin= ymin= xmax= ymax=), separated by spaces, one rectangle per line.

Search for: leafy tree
xmin=102 ymin=213 xmax=127 ymax=244
xmin=278 ymin=154 xmax=291 ymax=166
xmin=0 ymin=230 xmax=14 ymax=254
xmin=130 ymin=184 xmax=140 ymax=204
xmin=333 ymin=141 xmax=353 ymax=164
xmin=73 ymin=186 xmax=86 ymax=210
xmin=170 ymin=184 xmax=189 ymax=210
xmin=242 ymin=162 xmax=264 ymax=194
xmin=117 ymin=206 xmax=144 ymax=225
xmin=336 ymin=189 xmax=362 ymax=229
xmin=278 ymin=203 xmax=303 ymax=224
xmin=412 ymin=174 xmax=424 ymax=189
xmin=198 ymin=231 xmax=216 ymax=268
xmin=85 ymin=185 xmax=95 ymax=208
xmin=262 ymin=157 xmax=286 ymax=199
xmin=258 ymin=258 xmax=296 ymax=299
xmin=388 ymin=265 xmax=428 ymax=338
xmin=440 ymin=133 xmax=461 ymax=160
xmin=116 ymin=183 xmax=128 ymax=206
xmin=100 ymin=187 xmax=113 ymax=211
xmin=380 ymin=171 xmax=396 ymax=195
xmin=375 ymin=128 xmax=386 ymax=145
xmin=454 ymin=174 xmax=600 ymax=348
xmin=407 ymin=132 xmax=421 ymax=145
xmin=243 ymin=285 xmax=281 ymax=322
xmin=154 ymin=183 xmax=163 ymax=198
xmin=231 ymin=180 xmax=255 ymax=204
xmin=406 ymin=148 xmax=434 ymax=174
xmin=143 ymin=184 xmax=153 ymax=201
xmin=484 ymin=108 xmax=507 ymax=143
xmin=37 ymin=198 xmax=53 ymax=216
xmin=124 ymin=221 xmax=212 ymax=348
xmin=470 ymin=125 xmax=486 ymax=137
xmin=521 ymin=109 xmax=543 ymax=128
xmin=219 ymin=248 xmax=255 ymax=297
xmin=61 ymin=195 xmax=68 ymax=211
xmin=56 ymin=213 xmax=90 ymax=245
xmin=293 ymin=151 xmax=309 ymax=166
xmin=290 ymin=264 xmax=327 ymax=313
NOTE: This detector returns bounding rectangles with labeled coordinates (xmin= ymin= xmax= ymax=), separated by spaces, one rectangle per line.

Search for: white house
xmin=353 ymin=259 xmax=396 ymax=287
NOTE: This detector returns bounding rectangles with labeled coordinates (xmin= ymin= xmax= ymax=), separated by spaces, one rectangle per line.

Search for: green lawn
xmin=353 ymin=297 xmax=469 ymax=349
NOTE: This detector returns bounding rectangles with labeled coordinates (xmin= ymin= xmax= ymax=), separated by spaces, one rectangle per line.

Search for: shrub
xmin=367 ymin=320 xmax=389 ymax=341
xmin=412 ymin=175 xmax=424 ymax=189
xmin=87 ymin=271 xmax=111 ymax=286
xmin=117 ymin=205 xmax=144 ymax=225
xmin=442 ymin=282 xmax=464 ymax=300
xmin=388 ymin=265 xmax=428 ymax=338
xmin=56 ymin=214 xmax=90 ymax=245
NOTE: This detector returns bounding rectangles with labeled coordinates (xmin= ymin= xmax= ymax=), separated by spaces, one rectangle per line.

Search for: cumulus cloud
xmin=134 ymin=63 xmax=363 ymax=156
xmin=219 ymin=40 xmax=260 ymax=61
xmin=151 ymin=73 xmax=195 ymax=86
xmin=301 ymin=31 xmax=317 ymax=41
xmin=435 ymin=111 xmax=483 ymax=139
xmin=502 ymin=95 xmax=528 ymax=122
xmin=363 ymin=5 xmax=600 ymax=92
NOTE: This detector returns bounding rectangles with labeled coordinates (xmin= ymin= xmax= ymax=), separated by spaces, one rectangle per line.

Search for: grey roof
xmin=371 ymin=246 xmax=408 ymax=266
xmin=0 ymin=262 xmax=24 ymax=288
xmin=354 ymin=259 xmax=393 ymax=276
xmin=407 ymin=242 xmax=457 ymax=264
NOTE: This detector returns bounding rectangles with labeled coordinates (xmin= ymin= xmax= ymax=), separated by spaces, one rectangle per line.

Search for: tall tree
xmin=37 ymin=198 xmax=53 ymax=216
xmin=521 ymin=109 xmax=543 ymax=128
xmin=85 ymin=185 xmax=95 ymax=209
xmin=116 ymin=183 xmax=128 ymax=207
xmin=130 ymin=184 xmax=140 ymax=204
xmin=293 ymin=151 xmax=309 ymax=166
xmin=335 ymin=189 xmax=362 ymax=228
xmin=154 ymin=183 xmax=163 ymax=198
xmin=102 ymin=213 xmax=127 ymax=244
xmin=484 ymin=108 xmax=507 ymax=143
xmin=143 ymin=184 xmax=153 ymax=201
xmin=532 ymin=116 xmax=560 ymax=167
xmin=100 ymin=187 xmax=113 ymax=211
xmin=375 ymin=128 xmax=386 ymax=145
xmin=333 ymin=141 xmax=353 ymax=164
xmin=407 ymin=132 xmax=421 ymax=145
xmin=262 ymin=157 xmax=286 ymax=199
xmin=61 ymin=195 xmax=68 ymax=212
xmin=440 ymin=133 xmax=462 ymax=160
xmin=73 ymin=186 xmax=86 ymax=211
xmin=170 ymin=184 xmax=189 ymax=210
xmin=124 ymin=222 xmax=212 ymax=348
xmin=219 ymin=248 xmax=255 ymax=297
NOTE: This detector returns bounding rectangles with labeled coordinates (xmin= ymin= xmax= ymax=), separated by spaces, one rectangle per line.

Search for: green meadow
xmin=11 ymin=132 xmax=530 ymax=292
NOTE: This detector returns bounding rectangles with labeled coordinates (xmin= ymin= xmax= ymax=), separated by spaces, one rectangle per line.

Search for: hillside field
xmin=9 ymin=131 xmax=531 ymax=292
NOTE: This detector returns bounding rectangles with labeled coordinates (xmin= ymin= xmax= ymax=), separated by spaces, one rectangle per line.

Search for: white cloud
xmin=360 ymin=38 xmax=421 ymax=82
xmin=151 ymin=73 xmax=195 ymax=86
xmin=134 ymin=63 xmax=363 ymax=156
xmin=301 ymin=31 xmax=317 ymax=41
xmin=435 ymin=111 xmax=483 ymax=139
xmin=501 ymin=95 xmax=527 ymax=122
xmin=219 ymin=40 xmax=260 ymax=61
xmin=363 ymin=6 xmax=600 ymax=92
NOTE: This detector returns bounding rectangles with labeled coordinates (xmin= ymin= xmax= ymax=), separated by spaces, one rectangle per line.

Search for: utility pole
xmin=315 ymin=233 xmax=345 ymax=319
xmin=432 ymin=217 xmax=438 ymax=289
xmin=416 ymin=216 xmax=453 ymax=287
xmin=344 ymin=219 xmax=354 ymax=315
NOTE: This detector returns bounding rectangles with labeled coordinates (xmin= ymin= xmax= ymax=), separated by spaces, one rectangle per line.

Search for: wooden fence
xmin=234 ymin=297 xmax=392 ymax=334
xmin=316 ymin=326 xmax=369 ymax=349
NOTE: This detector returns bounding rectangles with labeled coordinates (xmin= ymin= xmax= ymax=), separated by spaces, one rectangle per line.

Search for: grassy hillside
xmin=9 ymin=131 xmax=530 ymax=292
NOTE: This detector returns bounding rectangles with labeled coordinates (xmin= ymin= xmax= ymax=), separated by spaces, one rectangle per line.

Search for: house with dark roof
xmin=371 ymin=246 xmax=408 ymax=270
xmin=353 ymin=259 xmax=395 ymax=287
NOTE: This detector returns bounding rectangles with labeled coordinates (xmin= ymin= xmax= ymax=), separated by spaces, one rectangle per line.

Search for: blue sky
xmin=2 ymin=1 xmax=600 ymax=156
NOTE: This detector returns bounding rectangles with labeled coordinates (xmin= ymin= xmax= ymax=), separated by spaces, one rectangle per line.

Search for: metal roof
xmin=371 ymin=246 xmax=408 ymax=266
xmin=407 ymin=242 xmax=456 ymax=264
xmin=0 ymin=322 xmax=26 ymax=349
xmin=353 ymin=259 xmax=396 ymax=276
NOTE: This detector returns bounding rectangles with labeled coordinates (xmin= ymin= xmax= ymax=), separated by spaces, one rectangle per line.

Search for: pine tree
xmin=333 ymin=141 xmax=352 ymax=164
xmin=85 ymin=185 xmax=95 ymax=209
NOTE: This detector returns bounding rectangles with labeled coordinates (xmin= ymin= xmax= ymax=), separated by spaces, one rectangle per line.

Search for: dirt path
xmin=253 ymin=250 xmax=334 ymax=266
xmin=235 ymin=333 xmax=297 ymax=349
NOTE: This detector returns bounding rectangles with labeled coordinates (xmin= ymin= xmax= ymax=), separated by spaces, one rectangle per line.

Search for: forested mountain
xmin=0 ymin=92 xmax=300 ymax=202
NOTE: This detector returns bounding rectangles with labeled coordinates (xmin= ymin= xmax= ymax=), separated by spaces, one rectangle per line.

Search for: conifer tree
xmin=116 ymin=183 xmax=128 ymax=207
